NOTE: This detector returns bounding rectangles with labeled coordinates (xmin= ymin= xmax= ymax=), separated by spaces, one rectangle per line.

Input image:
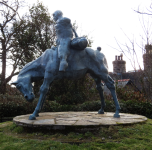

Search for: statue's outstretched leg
xmin=29 ymin=72 xmax=54 ymax=120
xmin=105 ymin=75 xmax=121 ymax=118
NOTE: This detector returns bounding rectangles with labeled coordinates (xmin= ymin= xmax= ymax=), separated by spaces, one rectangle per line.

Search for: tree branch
xmin=134 ymin=10 xmax=152 ymax=15
xmin=5 ymin=72 xmax=19 ymax=83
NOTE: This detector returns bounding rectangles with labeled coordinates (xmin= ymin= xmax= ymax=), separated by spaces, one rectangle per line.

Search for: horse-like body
xmin=12 ymin=47 xmax=121 ymax=120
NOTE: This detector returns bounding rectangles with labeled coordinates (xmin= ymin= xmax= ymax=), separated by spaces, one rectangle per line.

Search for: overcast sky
xmin=6 ymin=0 xmax=152 ymax=82
xmin=26 ymin=0 xmax=152 ymax=71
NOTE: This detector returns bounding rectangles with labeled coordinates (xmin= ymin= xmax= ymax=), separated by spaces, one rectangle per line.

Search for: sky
xmin=5 ymin=0 xmax=152 ymax=82
xmin=26 ymin=0 xmax=152 ymax=71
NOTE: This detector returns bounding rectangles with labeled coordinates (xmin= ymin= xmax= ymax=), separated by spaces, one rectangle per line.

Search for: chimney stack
xmin=112 ymin=54 xmax=126 ymax=73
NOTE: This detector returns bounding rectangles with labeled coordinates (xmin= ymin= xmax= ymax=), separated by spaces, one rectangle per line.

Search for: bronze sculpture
xmin=12 ymin=10 xmax=120 ymax=120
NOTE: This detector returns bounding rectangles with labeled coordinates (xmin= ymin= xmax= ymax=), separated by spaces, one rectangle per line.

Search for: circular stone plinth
xmin=13 ymin=112 xmax=147 ymax=129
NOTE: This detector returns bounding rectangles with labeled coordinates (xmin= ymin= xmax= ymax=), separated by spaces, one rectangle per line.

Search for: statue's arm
xmin=72 ymin=28 xmax=78 ymax=38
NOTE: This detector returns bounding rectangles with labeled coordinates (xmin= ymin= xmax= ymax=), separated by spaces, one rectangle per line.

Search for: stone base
xmin=13 ymin=112 xmax=147 ymax=129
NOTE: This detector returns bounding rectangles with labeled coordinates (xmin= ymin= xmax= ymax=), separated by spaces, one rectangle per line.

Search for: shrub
xmin=1 ymin=96 xmax=152 ymax=119
xmin=119 ymin=100 xmax=152 ymax=118
xmin=1 ymin=77 xmax=152 ymax=119
xmin=47 ymin=74 xmax=99 ymax=105
xmin=115 ymin=86 xmax=147 ymax=102
xmin=0 ymin=94 xmax=38 ymax=117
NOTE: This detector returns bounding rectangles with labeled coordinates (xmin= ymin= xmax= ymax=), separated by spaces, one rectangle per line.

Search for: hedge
xmin=1 ymin=99 xmax=152 ymax=119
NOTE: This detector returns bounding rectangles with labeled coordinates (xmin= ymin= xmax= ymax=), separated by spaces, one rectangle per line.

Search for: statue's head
xmin=11 ymin=77 xmax=35 ymax=102
xmin=53 ymin=10 xmax=63 ymax=21
xmin=97 ymin=47 xmax=101 ymax=51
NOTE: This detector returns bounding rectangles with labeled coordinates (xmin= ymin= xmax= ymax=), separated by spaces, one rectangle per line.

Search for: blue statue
xmin=53 ymin=10 xmax=88 ymax=71
xmin=53 ymin=10 xmax=76 ymax=71
xmin=11 ymin=10 xmax=121 ymax=120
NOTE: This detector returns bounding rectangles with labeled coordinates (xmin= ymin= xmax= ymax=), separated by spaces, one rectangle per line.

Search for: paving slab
xmin=13 ymin=112 xmax=147 ymax=128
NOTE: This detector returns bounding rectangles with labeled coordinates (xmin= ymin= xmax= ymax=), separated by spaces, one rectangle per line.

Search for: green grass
xmin=1 ymin=120 xmax=152 ymax=150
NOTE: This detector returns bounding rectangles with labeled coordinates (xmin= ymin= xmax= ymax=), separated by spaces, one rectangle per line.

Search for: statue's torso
xmin=55 ymin=17 xmax=73 ymax=39
xmin=18 ymin=47 xmax=108 ymax=81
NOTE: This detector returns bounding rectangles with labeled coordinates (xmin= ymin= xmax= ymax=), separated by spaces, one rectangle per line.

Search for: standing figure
xmin=53 ymin=10 xmax=78 ymax=71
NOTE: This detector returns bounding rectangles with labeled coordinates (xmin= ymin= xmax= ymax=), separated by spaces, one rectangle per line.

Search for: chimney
xmin=120 ymin=53 xmax=123 ymax=60
xmin=113 ymin=54 xmax=126 ymax=73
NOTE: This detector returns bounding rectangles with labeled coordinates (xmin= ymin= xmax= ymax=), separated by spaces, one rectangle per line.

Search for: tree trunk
xmin=0 ymin=42 xmax=6 ymax=94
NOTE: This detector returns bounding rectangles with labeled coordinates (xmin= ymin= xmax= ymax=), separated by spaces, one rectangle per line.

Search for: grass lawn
xmin=0 ymin=119 xmax=152 ymax=150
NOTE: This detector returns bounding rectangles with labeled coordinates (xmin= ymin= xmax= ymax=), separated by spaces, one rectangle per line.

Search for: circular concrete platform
xmin=13 ymin=112 xmax=147 ymax=129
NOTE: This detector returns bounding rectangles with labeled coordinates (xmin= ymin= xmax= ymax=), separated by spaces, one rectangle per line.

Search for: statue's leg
xmin=105 ymin=75 xmax=121 ymax=118
xmin=88 ymin=58 xmax=120 ymax=117
xmin=93 ymin=77 xmax=105 ymax=114
xmin=58 ymin=39 xmax=70 ymax=71
xmin=38 ymin=94 xmax=47 ymax=114
xmin=39 ymin=82 xmax=53 ymax=113
xmin=35 ymin=94 xmax=47 ymax=117
xmin=29 ymin=72 xmax=54 ymax=120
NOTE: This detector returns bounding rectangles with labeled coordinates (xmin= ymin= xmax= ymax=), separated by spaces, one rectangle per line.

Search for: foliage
xmin=12 ymin=1 xmax=56 ymax=70
xmin=115 ymin=86 xmax=147 ymax=102
xmin=120 ymin=100 xmax=152 ymax=118
xmin=1 ymin=89 xmax=152 ymax=118
xmin=42 ymin=100 xmax=101 ymax=112
xmin=0 ymin=95 xmax=37 ymax=117
xmin=47 ymin=74 xmax=98 ymax=105
xmin=0 ymin=1 xmax=56 ymax=94
xmin=1 ymin=79 xmax=152 ymax=119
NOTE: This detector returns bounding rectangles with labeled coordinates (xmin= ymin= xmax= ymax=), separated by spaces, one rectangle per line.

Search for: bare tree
xmin=0 ymin=0 xmax=24 ymax=94
xmin=134 ymin=2 xmax=152 ymax=16
xmin=114 ymin=3 xmax=152 ymax=100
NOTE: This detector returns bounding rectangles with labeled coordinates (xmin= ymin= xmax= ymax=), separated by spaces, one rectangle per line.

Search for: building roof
xmin=103 ymin=79 xmax=141 ymax=95
xmin=116 ymin=79 xmax=130 ymax=88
